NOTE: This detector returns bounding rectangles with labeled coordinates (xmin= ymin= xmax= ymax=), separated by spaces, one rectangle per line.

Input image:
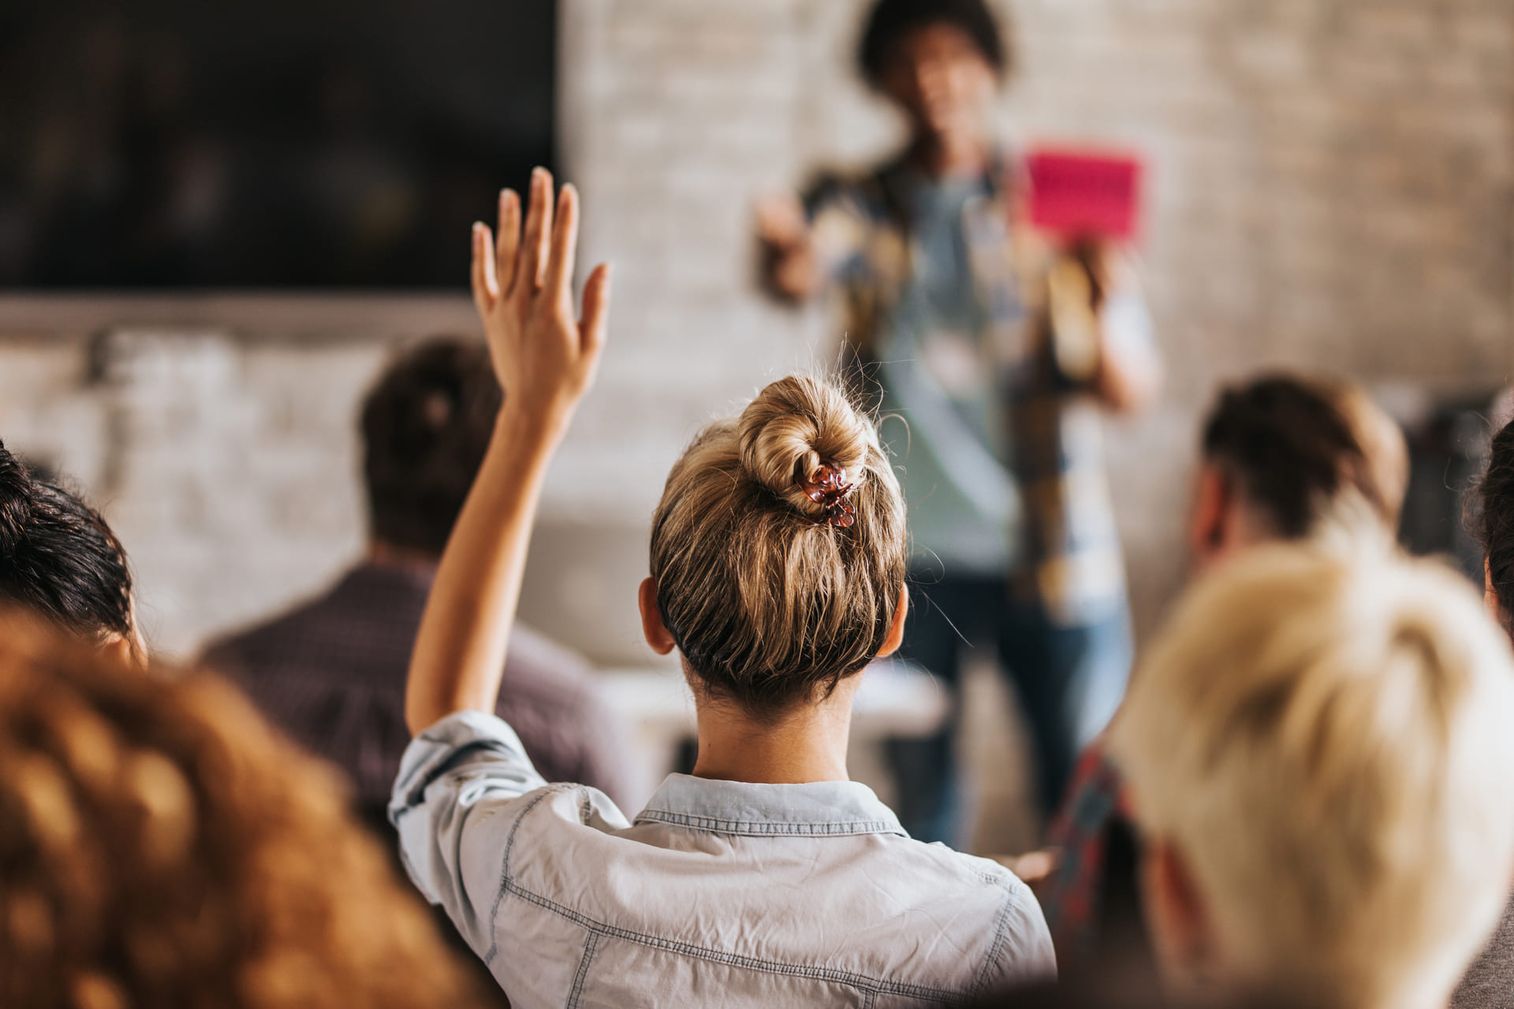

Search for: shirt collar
xmin=635 ymin=773 xmax=908 ymax=838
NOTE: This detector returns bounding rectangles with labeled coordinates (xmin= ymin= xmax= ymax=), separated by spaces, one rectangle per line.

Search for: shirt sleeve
xmin=979 ymin=875 xmax=1060 ymax=994
xmin=386 ymin=710 xmax=556 ymax=952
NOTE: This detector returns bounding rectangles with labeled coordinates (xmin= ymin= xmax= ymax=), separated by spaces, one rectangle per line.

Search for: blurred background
xmin=1 ymin=0 xmax=1511 ymax=849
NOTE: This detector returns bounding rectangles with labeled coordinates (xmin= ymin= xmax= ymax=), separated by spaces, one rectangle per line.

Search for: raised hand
xmin=472 ymin=167 xmax=612 ymax=441
xmin=405 ymin=170 xmax=612 ymax=733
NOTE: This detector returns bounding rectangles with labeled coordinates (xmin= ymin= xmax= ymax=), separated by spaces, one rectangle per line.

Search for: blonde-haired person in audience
xmin=1035 ymin=373 xmax=1410 ymax=976
xmin=0 ymin=610 xmax=496 ymax=1009
xmin=1110 ymin=543 xmax=1514 ymax=1009
xmin=390 ymin=170 xmax=1055 ymax=1008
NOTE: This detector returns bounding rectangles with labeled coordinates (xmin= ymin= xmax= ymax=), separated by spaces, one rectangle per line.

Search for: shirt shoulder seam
xmin=970 ymin=872 xmax=1022 ymax=997
xmin=482 ymin=783 xmax=578 ymax=964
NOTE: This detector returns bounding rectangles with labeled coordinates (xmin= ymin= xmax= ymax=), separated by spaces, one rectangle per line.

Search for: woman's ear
xmin=103 ymin=630 xmax=147 ymax=670
xmin=638 ymin=577 xmax=676 ymax=656
xmin=1188 ymin=463 xmax=1231 ymax=568
xmin=1486 ymin=558 xmax=1506 ymax=626
xmin=876 ymin=584 xmax=910 ymax=659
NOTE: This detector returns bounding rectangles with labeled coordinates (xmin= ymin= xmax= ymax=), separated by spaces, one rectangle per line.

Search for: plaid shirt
xmin=1040 ymin=740 xmax=1132 ymax=958
xmin=804 ymin=154 xmax=1147 ymax=625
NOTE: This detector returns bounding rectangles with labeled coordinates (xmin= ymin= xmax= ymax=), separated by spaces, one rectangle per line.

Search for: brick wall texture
xmin=3 ymin=0 xmax=1513 ymax=663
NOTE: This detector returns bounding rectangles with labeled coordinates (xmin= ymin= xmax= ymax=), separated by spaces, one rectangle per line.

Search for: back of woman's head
xmin=1201 ymin=375 xmax=1407 ymax=539
xmin=0 ymin=610 xmax=490 ymax=1009
xmin=0 ymin=441 xmax=135 ymax=645
xmin=649 ymin=375 xmax=907 ymax=718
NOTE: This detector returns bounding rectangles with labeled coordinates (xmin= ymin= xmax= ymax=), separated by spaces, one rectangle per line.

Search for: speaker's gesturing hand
xmin=472 ymin=167 xmax=612 ymax=443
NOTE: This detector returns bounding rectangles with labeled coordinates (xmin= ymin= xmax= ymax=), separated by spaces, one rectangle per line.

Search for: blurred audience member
xmin=1185 ymin=375 xmax=1407 ymax=569
xmin=757 ymin=0 xmax=1160 ymax=842
xmin=201 ymin=336 xmax=635 ymax=825
xmin=1041 ymin=374 xmax=1409 ymax=969
xmin=0 ymin=610 xmax=494 ymax=1009
xmin=0 ymin=440 xmax=143 ymax=663
xmin=1454 ymin=415 xmax=1514 ymax=1009
xmin=392 ymin=173 xmax=1054 ymax=1006
xmin=1110 ymin=543 xmax=1514 ymax=1009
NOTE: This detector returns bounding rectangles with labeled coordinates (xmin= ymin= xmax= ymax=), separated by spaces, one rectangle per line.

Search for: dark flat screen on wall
xmin=0 ymin=1 xmax=556 ymax=289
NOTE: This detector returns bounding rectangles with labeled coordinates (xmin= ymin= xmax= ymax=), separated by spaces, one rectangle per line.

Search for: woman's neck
xmin=690 ymin=682 xmax=858 ymax=784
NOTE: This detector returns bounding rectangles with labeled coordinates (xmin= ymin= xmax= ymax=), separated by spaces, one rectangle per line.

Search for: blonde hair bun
xmin=650 ymin=374 xmax=906 ymax=717
xmin=737 ymin=375 xmax=874 ymax=521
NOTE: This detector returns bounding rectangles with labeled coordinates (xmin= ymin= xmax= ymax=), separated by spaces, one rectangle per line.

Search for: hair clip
xmin=801 ymin=463 xmax=857 ymax=529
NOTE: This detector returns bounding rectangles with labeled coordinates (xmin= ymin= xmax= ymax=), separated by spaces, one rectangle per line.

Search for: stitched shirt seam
xmin=969 ymin=874 xmax=1018 ymax=997
xmin=502 ymin=877 xmax=963 ymax=1004
xmin=483 ymin=784 xmax=575 ymax=964
xmin=634 ymin=809 xmax=906 ymax=837
xmin=566 ymin=931 xmax=601 ymax=1009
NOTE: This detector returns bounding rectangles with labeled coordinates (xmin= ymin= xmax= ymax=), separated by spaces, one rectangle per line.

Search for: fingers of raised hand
xmin=545 ymin=184 xmax=579 ymax=312
xmin=496 ymin=188 xmax=522 ymax=296
xmin=514 ymin=168 xmax=555 ymax=303
xmin=471 ymin=222 xmax=499 ymax=312
xmin=476 ymin=169 xmax=609 ymax=371
xmin=578 ymin=262 xmax=613 ymax=355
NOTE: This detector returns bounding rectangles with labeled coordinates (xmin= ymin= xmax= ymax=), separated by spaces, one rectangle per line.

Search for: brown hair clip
xmin=801 ymin=462 xmax=857 ymax=529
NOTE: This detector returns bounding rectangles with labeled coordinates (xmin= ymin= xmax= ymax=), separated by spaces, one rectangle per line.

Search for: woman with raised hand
xmin=392 ymin=169 xmax=1055 ymax=1008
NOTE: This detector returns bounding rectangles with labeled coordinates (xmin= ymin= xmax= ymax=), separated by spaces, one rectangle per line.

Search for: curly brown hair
xmin=0 ymin=609 xmax=494 ymax=1009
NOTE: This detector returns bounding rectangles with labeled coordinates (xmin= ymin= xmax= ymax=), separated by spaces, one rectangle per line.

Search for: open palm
xmin=471 ymin=168 xmax=611 ymax=440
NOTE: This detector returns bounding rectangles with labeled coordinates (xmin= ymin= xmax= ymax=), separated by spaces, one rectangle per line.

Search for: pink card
xmin=1025 ymin=148 xmax=1145 ymax=242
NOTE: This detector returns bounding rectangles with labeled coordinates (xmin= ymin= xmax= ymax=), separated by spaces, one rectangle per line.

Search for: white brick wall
xmin=2 ymin=0 xmax=1512 ymax=666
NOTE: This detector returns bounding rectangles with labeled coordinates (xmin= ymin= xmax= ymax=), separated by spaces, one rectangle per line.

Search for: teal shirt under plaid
xmin=803 ymin=153 xmax=1154 ymax=626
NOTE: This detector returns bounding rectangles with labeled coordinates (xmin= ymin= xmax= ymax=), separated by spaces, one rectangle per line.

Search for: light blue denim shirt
xmin=391 ymin=710 xmax=1056 ymax=1008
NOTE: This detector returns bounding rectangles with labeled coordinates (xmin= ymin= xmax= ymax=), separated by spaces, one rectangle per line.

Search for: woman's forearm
xmin=404 ymin=169 xmax=609 ymax=735
xmin=404 ymin=409 xmax=558 ymax=734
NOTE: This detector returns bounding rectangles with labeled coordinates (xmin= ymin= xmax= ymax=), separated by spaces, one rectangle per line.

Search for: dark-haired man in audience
xmin=1453 ymin=410 xmax=1514 ymax=1009
xmin=1037 ymin=373 xmax=1409 ymax=973
xmin=201 ymin=336 xmax=636 ymax=832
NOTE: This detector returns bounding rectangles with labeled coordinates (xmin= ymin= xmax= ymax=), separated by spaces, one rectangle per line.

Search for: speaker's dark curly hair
xmin=857 ymin=0 xmax=1010 ymax=88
